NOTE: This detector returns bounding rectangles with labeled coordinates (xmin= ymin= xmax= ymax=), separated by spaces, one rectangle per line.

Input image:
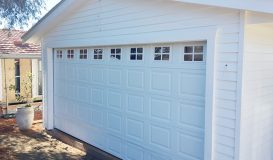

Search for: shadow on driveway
xmin=0 ymin=118 xmax=89 ymax=160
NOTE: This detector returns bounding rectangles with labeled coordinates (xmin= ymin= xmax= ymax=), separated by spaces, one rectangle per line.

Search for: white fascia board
xmin=174 ymin=0 xmax=273 ymax=14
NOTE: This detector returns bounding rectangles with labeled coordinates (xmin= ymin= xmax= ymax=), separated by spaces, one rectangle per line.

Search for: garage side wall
xmin=42 ymin=0 xmax=241 ymax=159
xmin=240 ymin=24 xmax=273 ymax=160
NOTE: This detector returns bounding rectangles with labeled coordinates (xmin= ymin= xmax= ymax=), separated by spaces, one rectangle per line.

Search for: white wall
xmin=42 ymin=0 xmax=242 ymax=159
xmin=240 ymin=24 xmax=273 ymax=160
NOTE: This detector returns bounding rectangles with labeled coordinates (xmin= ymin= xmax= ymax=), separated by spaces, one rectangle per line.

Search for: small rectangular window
xmin=56 ymin=50 xmax=63 ymax=59
xmin=110 ymin=48 xmax=122 ymax=60
xmin=80 ymin=49 xmax=88 ymax=59
xmin=94 ymin=49 xmax=103 ymax=60
xmin=67 ymin=49 xmax=74 ymax=59
xmin=130 ymin=47 xmax=143 ymax=60
xmin=154 ymin=46 xmax=170 ymax=61
xmin=184 ymin=45 xmax=204 ymax=62
xmin=14 ymin=59 xmax=20 ymax=96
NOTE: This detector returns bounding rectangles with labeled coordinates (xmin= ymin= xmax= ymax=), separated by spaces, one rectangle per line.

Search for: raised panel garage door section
xmin=53 ymin=42 xmax=207 ymax=160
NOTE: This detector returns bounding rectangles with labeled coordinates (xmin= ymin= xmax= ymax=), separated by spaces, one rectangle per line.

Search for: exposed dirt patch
xmin=0 ymin=117 xmax=88 ymax=160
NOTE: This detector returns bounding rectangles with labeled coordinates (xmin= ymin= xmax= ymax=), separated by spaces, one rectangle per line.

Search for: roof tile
xmin=0 ymin=29 xmax=41 ymax=55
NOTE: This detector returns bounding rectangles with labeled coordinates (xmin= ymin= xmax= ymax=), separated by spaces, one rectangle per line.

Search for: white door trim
xmin=46 ymin=48 xmax=54 ymax=130
xmin=204 ymin=30 xmax=217 ymax=160
xmin=47 ymin=27 xmax=218 ymax=160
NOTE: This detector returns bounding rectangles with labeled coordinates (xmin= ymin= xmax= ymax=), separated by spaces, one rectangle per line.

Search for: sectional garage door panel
xmin=53 ymin=43 xmax=206 ymax=160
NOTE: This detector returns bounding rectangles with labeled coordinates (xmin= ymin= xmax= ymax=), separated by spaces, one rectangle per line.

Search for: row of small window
xmin=56 ymin=46 xmax=204 ymax=62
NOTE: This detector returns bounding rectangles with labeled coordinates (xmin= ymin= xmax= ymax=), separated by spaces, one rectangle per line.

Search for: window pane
xmin=155 ymin=47 xmax=161 ymax=53
xmin=154 ymin=54 xmax=161 ymax=60
xmin=137 ymin=48 xmax=143 ymax=53
xmin=98 ymin=55 xmax=103 ymax=59
xmin=94 ymin=55 xmax=98 ymax=59
xmin=130 ymin=54 xmax=136 ymax=60
xmin=194 ymin=54 xmax=203 ymax=61
xmin=131 ymin=48 xmax=136 ymax=53
xmin=163 ymin=47 xmax=170 ymax=53
xmin=184 ymin=46 xmax=193 ymax=53
xmin=137 ymin=54 xmax=143 ymax=60
xmin=38 ymin=60 xmax=43 ymax=95
xmin=94 ymin=49 xmax=98 ymax=54
xmin=162 ymin=54 xmax=169 ymax=60
xmin=15 ymin=77 xmax=20 ymax=94
xmin=80 ymin=50 xmax=83 ymax=54
xmin=15 ymin=60 xmax=20 ymax=76
xmin=111 ymin=49 xmax=115 ymax=53
xmin=194 ymin=46 xmax=203 ymax=53
xmin=116 ymin=48 xmax=121 ymax=54
xmin=184 ymin=54 xmax=193 ymax=61
xmin=116 ymin=55 xmax=121 ymax=60
xmin=98 ymin=49 xmax=103 ymax=54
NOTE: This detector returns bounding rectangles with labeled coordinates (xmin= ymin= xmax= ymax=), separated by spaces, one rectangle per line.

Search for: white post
xmin=47 ymin=48 xmax=54 ymax=130
xmin=32 ymin=59 xmax=39 ymax=98
xmin=43 ymin=48 xmax=54 ymax=130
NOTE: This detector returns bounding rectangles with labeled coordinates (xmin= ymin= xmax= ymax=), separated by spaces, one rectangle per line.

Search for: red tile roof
xmin=0 ymin=29 xmax=41 ymax=55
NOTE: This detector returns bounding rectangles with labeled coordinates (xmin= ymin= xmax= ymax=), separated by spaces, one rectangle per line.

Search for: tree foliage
xmin=0 ymin=0 xmax=45 ymax=28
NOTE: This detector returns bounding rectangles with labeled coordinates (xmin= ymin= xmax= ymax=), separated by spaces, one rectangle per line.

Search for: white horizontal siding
xmin=240 ymin=23 xmax=273 ymax=160
xmin=42 ymin=0 xmax=241 ymax=159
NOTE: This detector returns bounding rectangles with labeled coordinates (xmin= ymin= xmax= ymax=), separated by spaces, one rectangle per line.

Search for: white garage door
xmin=53 ymin=42 xmax=206 ymax=160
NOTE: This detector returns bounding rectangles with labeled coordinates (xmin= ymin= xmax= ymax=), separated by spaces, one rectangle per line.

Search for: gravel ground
xmin=0 ymin=115 xmax=89 ymax=160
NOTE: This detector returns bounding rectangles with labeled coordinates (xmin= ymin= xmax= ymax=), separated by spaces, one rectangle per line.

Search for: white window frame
xmin=94 ymin=48 xmax=103 ymax=60
xmin=130 ymin=47 xmax=144 ymax=61
xmin=154 ymin=46 xmax=171 ymax=61
xmin=110 ymin=48 xmax=122 ymax=60
xmin=56 ymin=50 xmax=63 ymax=59
xmin=80 ymin=49 xmax=88 ymax=59
xmin=67 ymin=49 xmax=74 ymax=59
xmin=184 ymin=45 xmax=205 ymax=62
